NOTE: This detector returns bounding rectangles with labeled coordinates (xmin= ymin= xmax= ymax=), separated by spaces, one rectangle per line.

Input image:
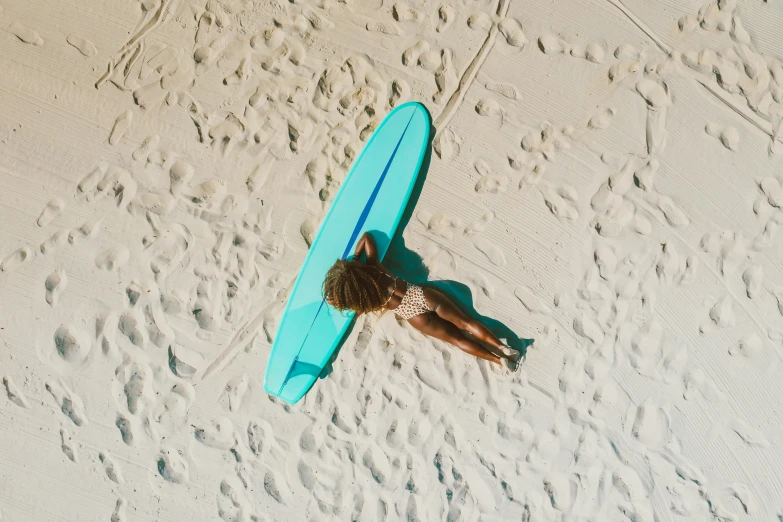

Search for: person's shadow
xmin=320 ymin=117 xmax=533 ymax=380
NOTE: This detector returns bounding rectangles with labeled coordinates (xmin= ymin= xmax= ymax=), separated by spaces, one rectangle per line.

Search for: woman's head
xmin=323 ymin=259 xmax=386 ymax=314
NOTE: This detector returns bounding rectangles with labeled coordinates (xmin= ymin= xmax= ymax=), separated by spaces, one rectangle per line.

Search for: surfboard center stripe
xmin=277 ymin=109 xmax=417 ymax=395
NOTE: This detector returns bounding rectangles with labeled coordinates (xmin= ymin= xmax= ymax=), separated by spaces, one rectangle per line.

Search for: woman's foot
xmin=490 ymin=354 xmax=519 ymax=376
xmin=501 ymin=355 xmax=519 ymax=373
xmin=490 ymin=360 xmax=511 ymax=376
xmin=498 ymin=339 xmax=521 ymax=362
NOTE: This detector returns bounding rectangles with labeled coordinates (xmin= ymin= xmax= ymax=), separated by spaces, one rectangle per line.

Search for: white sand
xmin=1 ymin=0 xmax=782 ymax=520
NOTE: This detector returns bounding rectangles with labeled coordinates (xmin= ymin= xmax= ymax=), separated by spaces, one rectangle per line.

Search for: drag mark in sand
xmin=433 ymin=0 xmax=512 ymax=133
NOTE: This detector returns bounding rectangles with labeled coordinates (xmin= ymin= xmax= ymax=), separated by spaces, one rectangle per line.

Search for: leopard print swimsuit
xmin=391 ymin=282 xmax=434 ymax=320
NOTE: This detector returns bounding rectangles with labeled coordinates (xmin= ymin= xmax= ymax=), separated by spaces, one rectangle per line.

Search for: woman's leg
xmin=423 ymin=288 xmax=508 ymax=351
xmin=408 ymin=313 xmax=503 ymax=365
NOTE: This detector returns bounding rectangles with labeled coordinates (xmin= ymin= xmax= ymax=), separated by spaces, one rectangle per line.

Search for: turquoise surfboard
xmin=263 ymin=102 xmax=431 ymax=404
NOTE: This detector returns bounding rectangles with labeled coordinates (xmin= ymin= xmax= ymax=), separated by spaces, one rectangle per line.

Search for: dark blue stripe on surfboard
xmin=277 ymin=109 xmax=418 ymax=396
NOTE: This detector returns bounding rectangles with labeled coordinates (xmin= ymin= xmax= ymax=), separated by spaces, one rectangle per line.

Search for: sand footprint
xmin=570 ymin=42 xmax=605 ymax=63
xmin=95 ymin=245 xmax=130 ymax=271
xmin=538 ymin=34 xmax=569 ymax=55
xmin=434 ymin=49 xmax=457 ymax=104
xmin=223 ymin=56 xmax=251 ymax=85
xmin=366 ymin=21 xmax=402 ymax=35
xmin=636 ymin=79 xmax=671 ymax=109
xmin=10 ymin=21 xmax=44 ymax=46
xmin=474 ymin=160 xmax=508 ymax=193
xmin=53 ymin=323 xmax=91 ymax=367
xmin=393 ymin=3 xmax=423 ymax=21
xmin=612 ymin=465 xmax=647 ymax=504
xmin=541 ymin=186 xmax=578 ymax=220
xmin=263 ymin=469 xmax=291 ymax=504
xmin=133 ymin=135 xmax=160 ymax=162
xmin=588 ymin=108 xmax=614 ymax=129
xmin=46 ymin=380 xmax=88 ymax=426
xmin=475 ymin=98 xmax=505 ymax=126
xmin=678 ymin=13 xmax=698 ymax=32
xmin=464 ymin=210 xmax=494 ymax=236
xmin=615 ymin=43 xmax=639 ymax=60
xmin=594 ymin=246 xmax=617 ymax=279
xmin=389 ymin=78 xmax=410 ymax=107
xmin=634 ymin=158 xmax=658 ymax=191
xmin=543 ymin=475 xmax=578 ymax=512
xmin=122 ymin=362 xmax=154 ymax=414
xmin=432 ymin=129 xmax=461 ymax=163
xmin=40 ymin=230 xmax=68 ymax=255
xmin=168 ymin=343 xmax=203 ymax=378
xmin=705 ymin=123 xmax=739 ymax=151
xmin=700 ymin=296 xmax=735 ymax=333
xmin=1 ymin=246 xmax=31 ymax=272
xmin=474 ymin=238 xmax=506 ymax=266
xmin=498 ymin=18 xmax=527 ymax=48
xmin=773 ymin=288 xmax=783 ymax=317
xmin=630 ymin=401 xmax=671 ymax=448
xmin=60 ymin=428 xmax=78 ymax=462
xmin=436 ymin=5 xmax=455 ymax=33
xmin=119 ymin=309 xmax=149 ymax=348
xmin=417 ymin=50 xmax=441 ymax=71
xmin=69 ymin=217 xmax=102 ymax=245
xmin=467 ymin=12 xmax=491 ymax=31
xmin=222 ymin=373 xmax=249 ymax=412
xmin=76 ymin=163 xmax=106 ymax=196
xmin=485 ymin=81 xmax=519 ymax=100
xmin=402 ymin=40 xmax=429 ymax=66
xmin=66 ymin=33 xmax=96 ymax=57
xmin=417 ymin=210 xmax=463 ymax=240
xmin=574 ymin=313 xmax=604 ymax=344
xmin=109 ymin=109 xmax=133 ymax=145
xmin=514 ymin=286 xmax=552 ymax=315
xmin=111 ymin=498 xmax=127 ymax=522
xmin=2 ymin=376 xmax=30 ymax=408
xmin=195 ymin=417 xmax=236 ymax=450
xmin=45 ymin=269 xmax=67 ymax=307
xmin=37 ymin=198 xmax=65 ymax=227
xmin=157 ymin=447 xmax=190 ymax=483
xmin=248 ymin=420 xmax=282 ymax=457
xmin=759 ymin=177 xmax=783 ymax=208
xmin=731 ymin=418 xmax=770 ymax=448
xmin=742 ymin=264 xmax=762 ymax=298
xmin=656 ymin=195 xmax=689 ymax=228
xmin=115 ymin=414 xmax=135 ymax=445
xmin=683 ymin=368 xmax=725 ymax=402
xmin=363 ymin=443 xmax=391 ymax=484
xmin=302 ymin=7 xmax=334 ymax=30
xmin=656 ymin=243 xmax=681 ymax=285
xmin=195 ymin=12 xmax=216 ymax=43
xmin=99 ymin=452 xmax=125 ymax=483
xmin=218 ymin=476 xmax=253 ymax=521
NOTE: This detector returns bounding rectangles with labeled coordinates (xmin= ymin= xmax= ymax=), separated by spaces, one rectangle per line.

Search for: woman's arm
xmin=354 ymin=232 xmax=379 ymax=263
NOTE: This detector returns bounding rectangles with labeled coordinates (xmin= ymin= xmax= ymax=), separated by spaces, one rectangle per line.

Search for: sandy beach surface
xmin=1 ymin=0 xmax=783 ymax=520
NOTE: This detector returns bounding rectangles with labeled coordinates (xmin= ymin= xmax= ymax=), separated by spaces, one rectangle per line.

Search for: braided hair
xmin=323 ymin=259 xmax=389 ymax=315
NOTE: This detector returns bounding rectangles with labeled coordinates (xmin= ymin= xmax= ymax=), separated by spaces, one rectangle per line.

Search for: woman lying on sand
xmin=323 ymin=232 xmax=521 ymax=374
